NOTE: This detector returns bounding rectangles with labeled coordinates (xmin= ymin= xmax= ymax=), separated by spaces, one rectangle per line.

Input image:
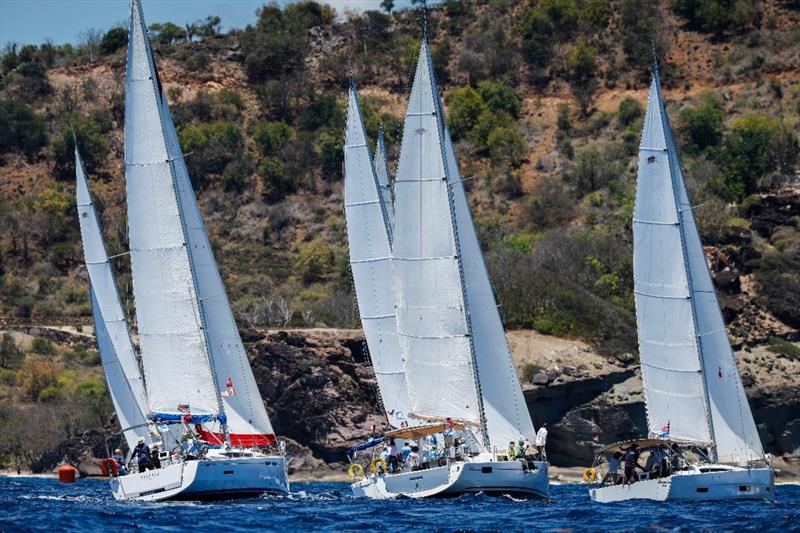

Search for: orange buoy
xmin=58 ymin=465 xmax=77 ymax=483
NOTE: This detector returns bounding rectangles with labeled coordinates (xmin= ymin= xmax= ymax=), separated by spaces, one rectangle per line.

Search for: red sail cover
xmin=197 ymin=428 xmax=277 ymax=447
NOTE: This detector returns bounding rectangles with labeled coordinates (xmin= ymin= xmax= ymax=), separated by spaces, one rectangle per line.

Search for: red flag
xmin=226 ymin=377 xmax=233 ymax=388
xmin=177 ymin=403 xmax=190 ymax=413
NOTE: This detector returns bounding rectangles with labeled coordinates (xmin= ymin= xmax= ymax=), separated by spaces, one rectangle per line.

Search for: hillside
xmin=0 ymin=0 xmax=799 ymax=473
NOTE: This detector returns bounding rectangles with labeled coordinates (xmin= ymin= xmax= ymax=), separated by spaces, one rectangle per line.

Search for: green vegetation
xmin=673 ymin=0 xmax=760 ymax=34
xmin=99 ymin=27 xmax=128 ymax=55
xmin=766 ymin=337 xmax=800 ymax=360
xmin=0 ymin=99 xmax=47 ymax=161
xmin=679 ymin=92 xmax=725 ymax=154
xmin=0 ymin=333 xmax=23 ymax=369
xmin=522 ymin=362 xmax=546 ymax=382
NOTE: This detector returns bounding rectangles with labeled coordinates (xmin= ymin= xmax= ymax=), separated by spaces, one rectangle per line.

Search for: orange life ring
xmin=101 ymin=458 xmax=119 ymax=477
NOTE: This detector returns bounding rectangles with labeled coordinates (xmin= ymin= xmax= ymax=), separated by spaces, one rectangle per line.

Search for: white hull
xmin=351 ymin=460 xmax=548 ymax=499
xmin=589 ymin=466 xmax=774 ymax=503
xmin=110 ymin=455 xmax=288 ymax=501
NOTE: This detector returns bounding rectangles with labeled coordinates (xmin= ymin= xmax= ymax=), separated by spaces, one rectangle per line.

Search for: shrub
xmin=522 ymin=363 xmax=546 ymax=382
xmin=177 ymin=49 xmax=210 ymax=72
xmin=52 ymin=116 xmax=110 ymax=180
xmin=477 ymin=79 xmax=521 ymax=119
xmin=579 ymin=0 xmax=612 ymax=32
xmin=318 ymin=129 xmax=344 ymax=181
xmin=0 ymin=99 xmax=47 ymax=161
xmin=76 ymin=378 xmax=111 ymax=425
xmin=222 ymin=157 xmax=254 ymax=193
xmin=673 ymin=0 xmax=759 ymax=34
xmin=556 ymin=103 xmax=572 ymax=131
xmin=715 ymin=115 xmax=799 ymax=201
xmin=752 ymin=250 xmax=800 ymax=329
xmin=258 ymin=156 xmax=296 ymax=200
xmin=565 ymin=37 xmax=598 ymax=115
xmin=617 ymin=97 xmax=642 ymax=127
xmin=31 ymin=337 xmax=54 ymax=356
xmin=487 ymin=126 xmax=527 ymax=166
xmin=178 ymin=121 xmax=243 ymax=186
xmin=295 ymin=241 xmax=335 ymax=284
xmin=766 ymin=337 xmax=800 ymax=360
xmin=446 ymin=86 xmax=488 ymax=139
xmin=679 ymin=92 xmax=725 ymax=154
xmin=298 ymin=93 xmax=343 ymax=132
xmin=16 ymin=357 xmax=60 ymax=401
xmin=253 ymin=121 xmax=294 ymax=157
xmin=0 ymin=333 xmax=23 ymax=369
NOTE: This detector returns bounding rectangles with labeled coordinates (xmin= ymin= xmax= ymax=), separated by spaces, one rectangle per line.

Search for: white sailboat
xmin=589 ymin=66 xmax=774 ymax=503
xmin=76 ymin=0 xmax=288 ymax=501
xmin=345 ymin=37 xmax=548 ymax=499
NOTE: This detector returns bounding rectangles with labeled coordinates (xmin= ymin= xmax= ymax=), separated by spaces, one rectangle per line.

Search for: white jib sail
xmin=374 ymin=129 xmax=394 ymax=233
xmin=654 ymin=71 xmax=764 ymax=465
xmin=125 ymin=0 xmax=219 ymax=418
xmin=76 ymin=147 xmax=151 ymax=450
xmin=159 ymin=87 xmax=276 ymax=444
xmin=393 ymin=38 xmax=482 ymax=428
xmin=345 ymin=84 xmax=414 ymax=429
xmin=635 ymin=68 xmax=764 ymax=464
xmin=442 ymin=121 xmax=536 ymax=449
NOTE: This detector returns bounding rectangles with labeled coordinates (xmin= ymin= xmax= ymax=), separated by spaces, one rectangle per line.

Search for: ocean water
xmin=1 ymin=477 xmax=798 ymax=532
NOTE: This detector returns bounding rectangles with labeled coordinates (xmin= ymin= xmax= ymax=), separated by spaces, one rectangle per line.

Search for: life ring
xmin=508 ymin=447 xmax=517 ymax=461
xmin=370 ymin=457 xmax=388 ymax=474
xmin=347 ymin=463 xmax=364 ymax=479
xmin=101 ymin=458 xmax=118 ymax=477
xmin=583 ymin=467 xmax=597 ymax=482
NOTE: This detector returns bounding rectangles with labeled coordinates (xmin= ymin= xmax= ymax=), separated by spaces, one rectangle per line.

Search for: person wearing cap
xmin=150 ymin=443 xmax=162 ymax=469
xmin=111 ymin=448 xmax=128 ymax=476
xmin=132 ymin=437 xmax=152 ymax=472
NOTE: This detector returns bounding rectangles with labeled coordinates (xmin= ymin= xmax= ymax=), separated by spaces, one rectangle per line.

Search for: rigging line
xmin=107 ymin=251 xmax=131 ymax=259
xmin=641 ymin=360 xmax=702 ymax=373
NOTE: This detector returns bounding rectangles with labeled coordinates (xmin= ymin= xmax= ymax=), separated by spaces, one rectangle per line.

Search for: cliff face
xmin=6 ymin=324 xmax=796 ymax=478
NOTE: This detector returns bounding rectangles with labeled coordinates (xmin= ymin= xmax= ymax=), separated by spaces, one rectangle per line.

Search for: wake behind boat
xmin=343 ymin=34 xmax=548 ymax=500
xmin=76 ymin=0 xmax=288 ymax=502
xmin=588 ymin=65 xmax=774 ymax=504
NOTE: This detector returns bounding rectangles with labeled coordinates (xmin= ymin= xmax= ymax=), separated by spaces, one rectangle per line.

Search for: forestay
xmin=634 ymin=68 xmax=764 ymax=464
xmin=374 ymin=129 xmax=394 ymax=232
xmin=392 ymin=38 xmax=482 ymax=429
xmin=345 ymin=84 xmax=414 ymax=429
xmin=160 ymin=88 xmax=276 ymax=445
xmin=125 ymin=0 xmax=219 ymax=418
xmin=76 ymin=147 xmax=150 ymax=450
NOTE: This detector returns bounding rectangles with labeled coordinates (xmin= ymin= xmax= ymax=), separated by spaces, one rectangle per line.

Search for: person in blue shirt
xmin=401 ymin=441 xmax=412 ymax=463
xmin=132 ymin=437 xmax=152 ymax=472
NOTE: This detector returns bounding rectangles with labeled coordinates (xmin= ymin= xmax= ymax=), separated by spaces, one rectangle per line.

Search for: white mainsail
xmin=159 ymin=87 xmax=276 ymax=445
xmin=76 ymin=147 xmax=150 ymax=450
xmin=374 ymin=129 xmax=394 ymax=232
xmin=634 ymin=67 xmax=764 ymax=465
xmin=393 ymin=38 xmax=536 ymax=449
xmin=125 ymin=0 xmax=219 ymax=419
xmin=345 ymin=84 xmax=414 ymax=429
xmin=393 ymin=38 xmax=482 ymax=429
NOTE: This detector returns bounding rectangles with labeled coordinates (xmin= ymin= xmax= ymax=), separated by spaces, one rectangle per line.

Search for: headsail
xmin=393 ymin=38 xmax=495 ymax=439
xmin=374 ymin=129 xmax=394 ymax=232
xmin=76 ymin=147 xmax=150 ymax=450
xmin=345 ymin=83 xmax=414 ymax=429
xmin=159 ymin=86 xmax=276 ymax=445
xmin=634 ymin=67 xmax=764 ymax=465
xmin=125 ymin=0 xmax=219 ymax=419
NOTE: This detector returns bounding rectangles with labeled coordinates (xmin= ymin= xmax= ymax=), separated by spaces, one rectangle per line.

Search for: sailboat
xmin=76 ymin=0 xmax=289 ymax=501
xmin=588 ymin=66 xmax=774 ymax=503
xmin=344 ymin=37 xmax=548 ymax=499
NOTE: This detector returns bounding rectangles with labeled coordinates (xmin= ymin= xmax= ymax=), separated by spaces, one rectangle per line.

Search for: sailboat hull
xmin=110 ymin=455 xmax=289 ymax=501
xmin=351 ymin=460 xmax=548 ymax=499
xmin=589 ymin=466 xmax=774 ymax=503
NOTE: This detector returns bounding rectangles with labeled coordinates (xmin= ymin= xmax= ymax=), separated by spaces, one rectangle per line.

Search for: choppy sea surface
xmin=1 ymin=476 xmax=798 ymax=532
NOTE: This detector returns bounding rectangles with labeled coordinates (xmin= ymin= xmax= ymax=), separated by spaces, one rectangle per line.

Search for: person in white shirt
xmin=407 ymin=446 xmax=421 ymax=471
xmin=535 ymin=423 xmax=548 ymax=460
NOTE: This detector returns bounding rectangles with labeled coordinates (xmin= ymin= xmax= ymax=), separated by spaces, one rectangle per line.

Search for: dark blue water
xmin=1 ymin=477 xmax=798 ymax=532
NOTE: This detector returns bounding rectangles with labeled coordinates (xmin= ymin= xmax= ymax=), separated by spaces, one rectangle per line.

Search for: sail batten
xmin=77 ymin=147 xmax=151 ymax=451
xmin=634 ymin=67 xmax=764 ymax=465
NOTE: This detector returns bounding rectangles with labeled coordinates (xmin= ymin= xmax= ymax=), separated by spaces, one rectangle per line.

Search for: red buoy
xmin=58 ymin=465 xmax=77 ymax=483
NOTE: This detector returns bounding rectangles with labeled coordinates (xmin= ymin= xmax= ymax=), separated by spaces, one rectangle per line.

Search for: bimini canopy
xmin=595 ymin=438 xmax=710 ymax=456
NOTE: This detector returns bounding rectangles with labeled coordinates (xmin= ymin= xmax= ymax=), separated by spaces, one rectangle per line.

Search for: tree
xmin=0 ymin=99 xmax=47 ymax=161
xmin=617 ymin=97 xmax=642 ymax=127
xmin=716 ymin=115 xmax=799 ymax=201
xmin=487 ymin=126 xmax=527 ymax=167
xmin=565 ymin=37 xmax=598 ymax=115
xmin=445 ymin=86 xmax=488 ymax=139
xmin=380 ymin=0 xmax=395 ymax=13
xmin=79 ymin=28 xmax=103 ymax=62
xmin=0 ymin=333 xmax=23 ymax=369
xmin=196 ymin=15 xmax=222 ymax=38
xmin=679 ymin=92 xmax=725 ymax=154
xmin=253 ymin=121 xmax=294 ymax=157
xmin=673 ymin=0 xmax=760 ymax=35
xmin=178 ymin=121 xmax=243 ymax=186
xmin=99 ymin=27 xmax=128 ymax=55
xmin=478 ymin=79 xmax=521 ymax=119
xmin=149 ymin=22 xmax=184 ymax=45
